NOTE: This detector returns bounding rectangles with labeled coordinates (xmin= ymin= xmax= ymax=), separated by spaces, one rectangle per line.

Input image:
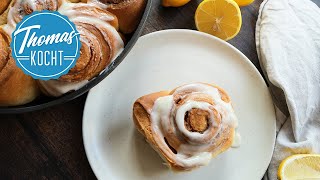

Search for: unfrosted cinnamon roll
xmin=0 ymin=28 xmax=39 ymax=106
xmin=89 ymin=0 xmax=146 ymax=34
xmin=38 ymin=2 xmax=124 ymax=96
xmin=133 ymin=83 xmax=240 ymax=171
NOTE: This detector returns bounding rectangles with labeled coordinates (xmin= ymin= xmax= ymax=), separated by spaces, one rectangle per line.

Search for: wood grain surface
xmin=0 ymin=0 xmax=318 ymax=179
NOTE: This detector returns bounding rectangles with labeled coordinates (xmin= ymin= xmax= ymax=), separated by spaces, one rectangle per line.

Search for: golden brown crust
xmin=0 ymin=0 xmax=11 ymax=15
xmin=0 ymin=66 xmax=39 ymax=106
xmin=0 ymin=0 xmax=11 ymax=25
xmin=0 ymin=28 xmax=39 ymax=106
xmin=132 ymin=83 xmax=235 ymax=171
xmin=133 ymin=91 xmax=170 ymax=136
xmin=93 ymin=0 xmax=146 ymax=34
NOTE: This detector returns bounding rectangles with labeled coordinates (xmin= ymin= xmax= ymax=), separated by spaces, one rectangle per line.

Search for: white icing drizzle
xmin=175 ymin=101 xmax=218 ymax=143
xmin=150 ymin=83 xmax=240 ymax=168
xmin=38 ymin=79 xmax=88 ymax=97
xmin=59 ymin=2 xmax=115 ymax=22
xmin=85 ymin=0 xmax=110 ymax=9
xmin=4 ymin=0 xmax=63 ymax=35
xmin=2 ymin=0 xmax=124 ymax=96
xmin=174 ymin=83 xmax=238 ymax=126
xmin=232 ymin=132 xmax=241 ymax=148
xmin=58 ymin=1 xmax=124 ymax=61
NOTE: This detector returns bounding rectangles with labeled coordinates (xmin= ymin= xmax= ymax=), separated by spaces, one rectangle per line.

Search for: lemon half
xmin=195 ymin=0 xmax=242 ymax=41
xmin=278 ymin=154 xmax=320 ymax=180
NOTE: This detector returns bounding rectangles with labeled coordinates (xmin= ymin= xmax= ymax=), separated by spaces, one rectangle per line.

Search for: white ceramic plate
xmin=83 ymin=29 xmax=276 ymax=180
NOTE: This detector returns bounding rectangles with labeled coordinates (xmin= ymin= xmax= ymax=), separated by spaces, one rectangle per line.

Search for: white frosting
xmin=86 ymin=0 xmax=109 ymax=9
xmin=175 ymin=101 xmax=218 ymax=142
xmin=176 ymin=152 xmax=212 ymax=167
xmin=4 ymin=0 xmax=64 ymax=35
xmin=59 ymin=2 xmax=114 ymax=22
xmin=150 ymin=83 xmax=239 ymax=168
xmin=174 ymin=83 xmax=238 ymax=126
xmin=38 ymin=1 xmax=123 ymax=96
xmin=3 ymin=1 xmax=124 ymax=96
xmin=232 ymin=132 xmax=241 ymax=148
xmin=38 ymin=79 xmax=88 ymax=97
xmin=62 ymin=15 xmax=124 ymax=56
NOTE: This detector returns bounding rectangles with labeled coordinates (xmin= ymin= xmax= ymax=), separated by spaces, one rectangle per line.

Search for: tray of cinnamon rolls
xmin=0 ymin=0 xmax=151 ymax=113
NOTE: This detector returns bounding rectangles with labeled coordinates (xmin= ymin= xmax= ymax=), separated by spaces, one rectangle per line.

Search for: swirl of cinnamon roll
xmin=0 ymin=28 xmax=39 ymax=106
xmin=133 ymin=83 xmax=240 ymax=171
xmin=4 ymin=0 xmax=62 ymax=34
xmin=38 ymin=2 xmax=124 ymax=96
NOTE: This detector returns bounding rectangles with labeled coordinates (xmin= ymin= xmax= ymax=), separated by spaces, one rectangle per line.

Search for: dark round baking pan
xmin=0 ymin=0 xmax=152 ymax=114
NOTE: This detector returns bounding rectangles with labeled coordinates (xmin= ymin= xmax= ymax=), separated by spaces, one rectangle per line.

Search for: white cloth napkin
xmin=255 ymin=0 xmax=320 ymax=179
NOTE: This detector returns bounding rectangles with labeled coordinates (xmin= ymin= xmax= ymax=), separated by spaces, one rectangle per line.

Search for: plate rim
xmin=83 ymin=29 xmax=276 ymax=180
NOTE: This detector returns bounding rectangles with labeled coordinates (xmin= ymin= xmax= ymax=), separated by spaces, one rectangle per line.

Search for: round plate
xmin=83 ymin=29 xmax=276 ymax=180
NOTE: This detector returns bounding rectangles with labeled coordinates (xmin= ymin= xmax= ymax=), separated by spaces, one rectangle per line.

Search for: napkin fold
xmin=255 ymin=0 xmax=320 ymax=179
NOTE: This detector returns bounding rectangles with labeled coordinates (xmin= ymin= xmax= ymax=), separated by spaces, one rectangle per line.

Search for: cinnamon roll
xmin=0 ymin=28 xmax=39 ymax=106
xmin=133 ymin=83 xmax=240 ymax=171
xmin=0 ymin=0 xmax=11 ymax=25
xmin=38 ymin=2 xmax=124 ymax=96
xmin=89 ymin=0 xmax=146 ymax=34
xmin=68 ymin=0 xmax=87 ymax=2
xmin=4 ymin=0 xmax=62 ymax=34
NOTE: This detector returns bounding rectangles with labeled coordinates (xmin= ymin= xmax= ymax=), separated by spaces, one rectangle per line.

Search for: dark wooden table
xmin=0 ymin=0 xmax=306 ymax=179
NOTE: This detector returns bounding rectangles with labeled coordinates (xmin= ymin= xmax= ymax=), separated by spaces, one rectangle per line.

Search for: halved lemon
xmin=278 ymin=154 xmax=320 ymax=180
xmin=195 ymin=0 xmax=242 ymax=41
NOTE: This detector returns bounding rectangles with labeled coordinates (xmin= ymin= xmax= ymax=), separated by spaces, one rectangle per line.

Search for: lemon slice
xmin=195 ymin=0 xmax=242 ymax=41
xmin=233 ymin=0 xmax=254 ymax=7
xmin=278 ymin=154 xmax=320 ymax=180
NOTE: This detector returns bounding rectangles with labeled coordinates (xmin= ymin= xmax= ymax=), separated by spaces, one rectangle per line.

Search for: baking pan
xmin=0 ymin=0 xmax=152 ymax=114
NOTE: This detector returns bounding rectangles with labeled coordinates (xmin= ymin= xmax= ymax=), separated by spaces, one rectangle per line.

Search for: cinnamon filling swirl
xmin=184 ymin=109 xmax=209 ymax=133
xmin=150 ymin=83 xmax=239 ymax=169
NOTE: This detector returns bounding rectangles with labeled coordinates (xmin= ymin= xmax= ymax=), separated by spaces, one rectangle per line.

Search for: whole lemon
xmin=233 ymin=0 xmax=254 ymax=6
xmin=162 ymin=0 xmax=191 ymax=7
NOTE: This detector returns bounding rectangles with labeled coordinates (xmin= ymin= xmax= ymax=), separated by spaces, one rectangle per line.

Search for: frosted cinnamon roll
xmin=38 ymin=2 xmax=124 ymax=96
xmin=4 ymin=0 xmax=62 ymax=34
xmin=0 ymin=28 xmax=39 ymax=106
xmin=89 ymin=0 xmax=146 ymax=34
xmin=133 ymin=83 xmax=240 ymax=171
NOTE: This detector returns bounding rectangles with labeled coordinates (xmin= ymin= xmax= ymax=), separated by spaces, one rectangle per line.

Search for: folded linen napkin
xmin=255 ymin=0 xmax=320 ymax=179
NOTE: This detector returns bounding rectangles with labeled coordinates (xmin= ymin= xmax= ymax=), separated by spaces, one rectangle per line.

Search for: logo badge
xmin=11 ymin=11 xmax=81 ymax=80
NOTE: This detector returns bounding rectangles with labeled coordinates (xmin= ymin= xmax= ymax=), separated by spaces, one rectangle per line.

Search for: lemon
xmin=195 ymin=0 xmax=242 ymax=41
xmin=162 ymin=0 xmax=191 ymax=7
xmin=233 ymin=0 xmax=254 ymax=6
xmin=278 ymin=154 xmax=320 ymax=180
